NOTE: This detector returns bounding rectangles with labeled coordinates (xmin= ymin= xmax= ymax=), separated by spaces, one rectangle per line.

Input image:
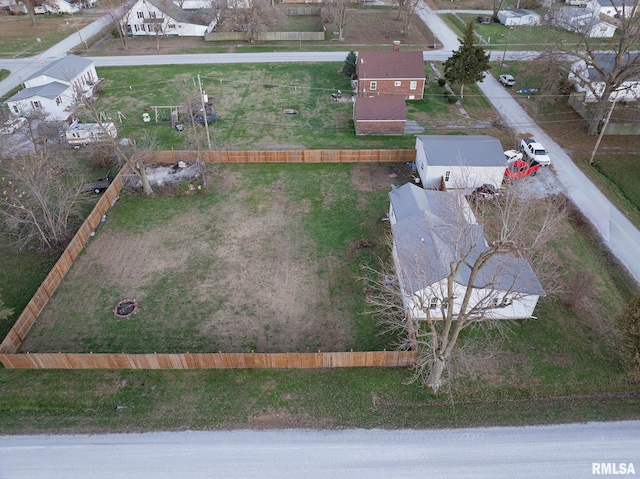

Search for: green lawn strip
xmin=0 ymin=15 xmax=98 ymax=58
xmin=0 ymin=246 xmax=58 ymax=339
xmin=0 ymin=368 xmax=637 ymax=433
xmin=0 ymin=70 xmax=9 ymax=82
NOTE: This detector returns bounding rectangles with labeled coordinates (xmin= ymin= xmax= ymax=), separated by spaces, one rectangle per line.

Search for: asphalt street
xmin=0 ymin=421 xmax=639 ymax=478
xmin=1 ymin=6 xmax=639 ymax=282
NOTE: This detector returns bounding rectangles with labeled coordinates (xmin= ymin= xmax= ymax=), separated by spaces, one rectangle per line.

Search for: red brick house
xmin=355 ymin=46 xmax=426 ymax=100
xmin=354 ymin=95 xmax=406 ymax=135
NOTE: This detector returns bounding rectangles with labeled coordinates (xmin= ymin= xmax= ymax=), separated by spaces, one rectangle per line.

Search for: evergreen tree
xmin=615 ymin=294 xmax=640 ymax=383
xmin=443 ymin=22 xmax=491 ymax=99
xmin=342 ymin=51 xmax=357 ymax=77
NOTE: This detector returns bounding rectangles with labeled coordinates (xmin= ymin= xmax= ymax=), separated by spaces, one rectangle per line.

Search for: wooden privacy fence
xmin=156 ymin=149 xmax=416 ymax=165
xmin=0 ymin=351 xmax=416 ymax=369
xmin=0 ymin=150 xmax=417 ymax=370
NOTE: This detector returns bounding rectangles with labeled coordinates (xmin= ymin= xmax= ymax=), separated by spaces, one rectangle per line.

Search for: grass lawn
xmin=88 ymin=62 xmax=507 ymax=150
xmin=5 ymin=159 xmax=638 ymax=431
xmin=0 ymin=368 xmax=638 ymax=433
xmin=21 ymin=163 xmax=404 ymax=354
xmin=0 ymin=14 xmax=99 ymax=58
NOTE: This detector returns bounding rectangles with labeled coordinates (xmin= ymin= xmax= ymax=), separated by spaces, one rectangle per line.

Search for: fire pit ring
xmin=114 ymin=299 xmax=139 ymax=318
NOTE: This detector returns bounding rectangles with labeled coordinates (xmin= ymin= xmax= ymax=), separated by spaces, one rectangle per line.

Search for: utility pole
xmin=197 ymin=74 xmax=212 ymax=151
xmin=589 ymin=95 xmax=617 ymax=166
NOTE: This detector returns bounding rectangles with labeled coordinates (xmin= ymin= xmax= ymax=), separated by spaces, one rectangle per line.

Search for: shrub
xmin=438 ymin=78 xmax=446 ymax=87
xmin=88 ymin=142 xmax=119 ymax=170
xmin=447 ymin=94 xmax=458 ymax=103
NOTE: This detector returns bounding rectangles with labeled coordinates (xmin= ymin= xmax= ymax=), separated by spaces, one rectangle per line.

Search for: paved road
xmin=477 ymin=73 xmax=640 ymax=280
xmin=0 ymin=421 xmax=638 ymax=478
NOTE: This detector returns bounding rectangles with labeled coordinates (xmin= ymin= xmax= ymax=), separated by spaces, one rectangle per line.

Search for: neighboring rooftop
xmin=8 ymin=81 xmax=70 ymax=101
xmin=25 ymin=55 xmax=93 ymax=84
xmin=354 ymin=95 xmax=407 ymax=120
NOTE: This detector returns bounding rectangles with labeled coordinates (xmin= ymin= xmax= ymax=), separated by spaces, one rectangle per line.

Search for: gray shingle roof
xmin=389 ymin=183 xmax=545 ymax=296
xmin=25 ymin=55 xmax=93 ymax=84
xmin=144 ymin=0 xmax=209 ymax=25
xmin=587 ymin=52 xmax=640 ymax=82
xmin=8 ymin=81 xmax=70 ymax=101
xmin=416 ymin=135 xmax=506 ymax=167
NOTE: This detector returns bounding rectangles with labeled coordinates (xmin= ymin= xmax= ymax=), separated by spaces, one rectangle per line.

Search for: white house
xmin=3 ymin=0 xmax=82 ymax=13
xmin=587 ymin=0 xmax=639 ymax=18
xmin=552 ymin=7 xmax=617 ymax=37
xmin=122 ymin=0 xmax=217 ymax=37
xmin=388 ymin=183 xmax=545 ymax=321
xmin=497 ymin=9 xmax=541 ymax=26
xmin=568 ymin=53 xmax=640 ymax=102
xmin=414 ymin=135 xmax=507 ymax=190
xmin=6 ymin=55 xmax=99 ymax=121
xmin=44 ymin=0 xmax=81 ymax=13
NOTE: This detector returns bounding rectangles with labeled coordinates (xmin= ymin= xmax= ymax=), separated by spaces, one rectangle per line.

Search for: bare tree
xmin=214 ymin=0 xmax=281 ymax=42
xmin=20 ymin=0 xmax=38 ymax=26
xmin=321 ymin=0 xmax=351 ymax=42
xmin=0 ymin=151 xmax=87 ymax=251
xmin=100 ymin=0 xmax=133 ymax=51
xmin=491 ymin=0 xmax=505 ymax=22
xmin=553 ymin=0 xmax=640 ymax=134
xmin=364 ymin=183 xmax=566 ymax=394
xmin=397 ymin=0 xmax=420 ymax=37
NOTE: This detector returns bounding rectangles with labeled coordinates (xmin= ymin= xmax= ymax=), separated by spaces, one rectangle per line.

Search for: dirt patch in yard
xmin=23 ymin=163 xmax=412 ymax=354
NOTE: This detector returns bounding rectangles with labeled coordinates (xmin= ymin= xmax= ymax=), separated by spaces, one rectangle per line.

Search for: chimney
xmin=393 ymin=40 xmax=400 ymax=51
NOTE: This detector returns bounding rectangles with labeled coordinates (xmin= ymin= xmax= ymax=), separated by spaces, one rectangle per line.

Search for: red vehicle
xmin=505 ymin=158 xmax=541 ymax=180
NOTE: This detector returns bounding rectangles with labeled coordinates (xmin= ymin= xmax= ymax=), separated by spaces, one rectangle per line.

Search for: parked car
xmin=520 ymin=138 xmax=551 ymax=166
xmin=504 ymin=149 xmax=523 ymax=163
xmin=81 ymin=170 xmax=115 ymax=194
xmin=499 ymin=74 xmax=515 ymax=87
xmin=505 ymin=158 xmax=541 ymax=180
xmin=471 ymin=183 xmax=502 ymax=201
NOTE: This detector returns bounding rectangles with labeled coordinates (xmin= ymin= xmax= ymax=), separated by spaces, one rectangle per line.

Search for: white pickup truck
xmin=520 ymin=138 xmax=551 ymax=166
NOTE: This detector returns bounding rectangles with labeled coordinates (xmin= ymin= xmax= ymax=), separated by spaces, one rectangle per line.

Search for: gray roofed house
xmin=24 ymin=55 xmax=93 ymax=86
xmin=6 ymin=55 xmax=99 ymax=121
xmin=9 ymin=82 xmax=70 ymax=101
xmin=414 ymin=135 xmax=508 ymax=189
xmin=568 ymin=53 xmax=640 ymax=102
xmin=388 ymin=183 xmax=545 ymax=320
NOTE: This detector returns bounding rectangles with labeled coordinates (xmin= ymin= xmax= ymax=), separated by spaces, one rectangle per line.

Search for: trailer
xmin=65 ymin=121 xmax=117 ymax=146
